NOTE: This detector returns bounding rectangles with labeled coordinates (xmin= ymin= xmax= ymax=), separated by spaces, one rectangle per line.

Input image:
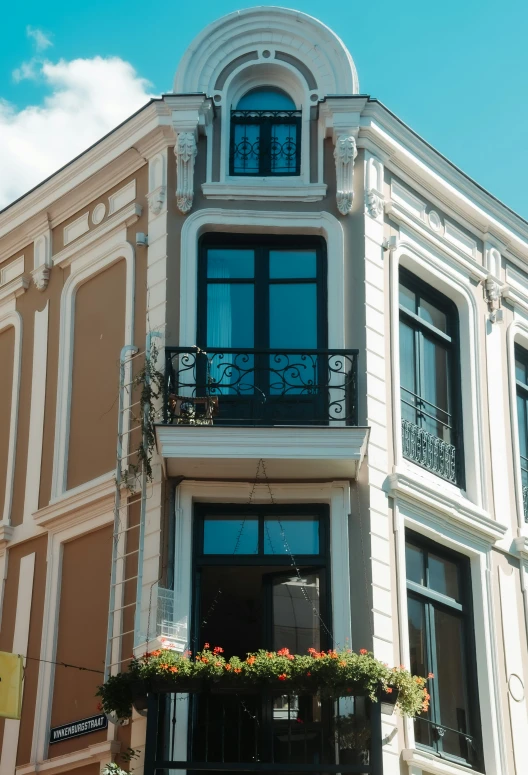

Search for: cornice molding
xmin=202 ymin=182 xmax=327 ymax=202
xmin=0 ymin=101 xmax=165 ymax=241
xmin=388 ymin=470 xmax=507 ymax=544
xmin=52 ymin=202 xmax=141 ymax=269
xmin=0 ymin=275 xmax=30 ymax=304
xmin=33 ymin=474 xmax=115 ymax=531
xmin=359 ymin=108 xmax=528 ymax=261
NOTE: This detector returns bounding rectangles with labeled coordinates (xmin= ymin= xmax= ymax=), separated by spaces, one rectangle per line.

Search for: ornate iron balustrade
xmin=230 ymin=109 xmax=301 ymax=176
xmin=143 ymin=690 xmax=383 ymax=775
xmin=163 ymin=347 xmax=358 ymax=427
xmin=401 ymin=418 xmax=457 ymax=484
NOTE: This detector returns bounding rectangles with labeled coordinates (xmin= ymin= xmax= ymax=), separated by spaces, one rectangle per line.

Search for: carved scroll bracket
xmin=174 ymin=132 xmax=197 ymax=214
xmin=334 ymin=134 xmax=357 ymax=216
xmin=32 ymin=224 xmax=52 ymax=291
xmin=168 ymin=95 xmax=213 ymax=215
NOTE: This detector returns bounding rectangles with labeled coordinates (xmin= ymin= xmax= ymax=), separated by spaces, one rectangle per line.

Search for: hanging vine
xmin=122 ymin=342 xmax=165 ymax=489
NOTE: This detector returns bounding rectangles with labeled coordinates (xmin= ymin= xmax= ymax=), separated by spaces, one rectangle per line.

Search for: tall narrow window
xmin=406 ymin=533 xmax=481 ymax=768
xmin=230 ymin=87 xmax=301 ymax=176
xmin=399 ymin=269 xmax=462 ymax=484
xmin=515 ymin=345 xmax=528 ymax=521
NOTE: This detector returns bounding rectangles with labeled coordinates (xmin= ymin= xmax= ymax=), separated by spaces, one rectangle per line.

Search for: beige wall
xmin=0 ymin=327 xmax=14 ymax=518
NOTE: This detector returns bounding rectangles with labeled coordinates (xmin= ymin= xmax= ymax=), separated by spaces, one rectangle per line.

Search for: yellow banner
xmin=0 ymin=653 xmax=23 ymax=719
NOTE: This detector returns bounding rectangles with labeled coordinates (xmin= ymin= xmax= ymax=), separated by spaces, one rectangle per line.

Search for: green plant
xmin=102 ymin=748 xmax=140 ymax=775
xmin=97 ymin=646 xmax=431 ymax=720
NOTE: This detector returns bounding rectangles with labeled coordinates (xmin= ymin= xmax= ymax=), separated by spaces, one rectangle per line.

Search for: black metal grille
xmin=230 ymin=110 xmax=301 ymax=176
xmin=163 ymin=347 xmax=358 ymax=427
xmin=401 ymin=418 xmax=457 ymax=484
xmin=143 ymin=691 xmax=383 ymax=775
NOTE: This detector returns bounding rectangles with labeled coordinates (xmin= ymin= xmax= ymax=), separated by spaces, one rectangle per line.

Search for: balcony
xmin=155 ymin=347 xmax=369 ymax=480
xmin=401 ymin=418 xmax=457 ymax=485
xmin=143 ymin=689 xmax=384 ymax=775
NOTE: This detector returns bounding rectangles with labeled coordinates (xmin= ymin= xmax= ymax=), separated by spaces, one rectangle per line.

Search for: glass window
xmin=399 ymin=270 xmax=460 ymax=484
xmin=264 ymin=516 xmax=320 ymax=555
xmin=207 ymin=248 xmax=254 ymax=278
xmin=203 ymin=516 xmax=259 ymax=554
xmin=231 ymin=87 xmax=301 ymax=176
xmin=269 ymin=250 xmax=317 ymax=279
xmin=406 ymin=535 xmax=479 ymax=767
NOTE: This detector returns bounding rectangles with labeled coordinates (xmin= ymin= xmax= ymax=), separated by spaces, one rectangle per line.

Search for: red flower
xmin=266 ymin=652 xmax=274 ymax=658
xmin=202 ymin=657 xmax=209 ymax=663
xmin=225 ymin=664 xmax=232 ymax=670
xmin=204 ymin=643 xmax=210 ymax=649
xmin=246 ymin=656 xmax=256 ymax=666
xmin=234 ymin=668 xmax=242 ymax=674
xmin=151 ymin=650 xmax=161 ymax=657
xmin=428 ymin=672 xmax=434 ymax=679
xmin=359 ymin=649 xmax=368 ymax=655
xmin=278 ymin=674 xmax=287 ymax=681
xmin=169 ymin=667 xmax=178 ymax=673
xmin=339 ymin=660 xmax=347 ymax=667
xmin=308 ymin=647 xmax=316 ymax=654
xmin=385 ymin=687 xmax=393 ymax=694
xmin=215 ymin=662 xmax=222 ymax=667
xmin=213 ymin=646 xmax=224 ymax=654
xmin=96 ymin=702 xmax=103 ymax=711
xmin=296 ymin=718 xmax=304 ymax=724
xmin=277 ymin=647 xmax=290 ymax=656
xmin=306 ymin=672 xmax=311 ymax=677
xmin=160 ymin=663 xmax=169 ymax=669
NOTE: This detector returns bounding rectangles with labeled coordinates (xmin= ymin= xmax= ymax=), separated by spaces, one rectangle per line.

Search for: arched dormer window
xmin=230 ymin=87 xmax=301 ymax=176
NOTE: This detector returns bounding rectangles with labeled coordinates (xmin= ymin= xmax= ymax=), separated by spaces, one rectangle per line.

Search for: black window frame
xmin=405 ymin=531 xmax=482 ymax=770
xmin=399 ymin=267 xmax=464 ymax=486
xmin=229 ymin=109 xmax=302 ymax=177
xmin=198 ymin=233 xmax=328 ymax=351
xmin=192 ymin=503 xmax=332 ymax=648
xmin=515 ymin=344 xmax=528 ymax=521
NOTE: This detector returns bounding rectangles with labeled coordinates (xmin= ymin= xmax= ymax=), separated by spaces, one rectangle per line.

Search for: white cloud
xmin=0 ymin=56 xmax=153 ymax=209
xmin=26 ymin=26 xmax=53 ymax=52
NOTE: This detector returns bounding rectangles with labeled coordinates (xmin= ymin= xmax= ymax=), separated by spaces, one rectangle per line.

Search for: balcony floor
xmin=155 ymin=424 xmax=370 ymax=480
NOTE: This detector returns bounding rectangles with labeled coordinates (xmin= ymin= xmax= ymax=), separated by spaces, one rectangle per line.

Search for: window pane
xmin=264 ymin=516 xmax=319 ymax=555
xmin=434 ymin=608 xmax=471 ymax=760
xmin=406 ymin=543 xmax=425 ymax=585
xmin=203 ymin=516 xmax=258 ymax=554
xmin=399 ymin=283 xmax=416 ymax=313
xmin=207 ymin=249 xmax=254 ymax=278
xmin=207 ymin=284 xmax=254 ymax=348
xmin=269 ymin=250 xmax=316 ymax=278
xmin=400 ymin=321 xmax=416 ymax=423
xmin=419 ymin=297 xmax=447 ymax=333
xmin=237 ymin=87 xmax=296 ymax=110
xmin=269 ymin=284 xmax=317 ymax=349
xmin=518 ymin=394 xmax=528 ymax=486
xmin=270 ymin=123 xmax=298 ymax=174
xmin=516 ymin=357 xmax=527 ymax=385
xmin=422 ymin=337 xmax=450 ymax=441
xmin=272 ymin=572 xmax=321 ymax=654
xmin=407 ymin=597 xmax=433 ymax=748
xmin=232 ymin=124 xmax=260 ymax=174
xmin=428 ymin=553 xmax=461 ymax=601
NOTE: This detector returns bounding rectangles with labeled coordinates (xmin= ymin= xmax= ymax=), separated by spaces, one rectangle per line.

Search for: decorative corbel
xmin=334 ymin=135 xmax=357 ymax=216
xmin=31 ymin=222 xmax=52 ymax=291
xmin=147 ymin=149 xmax=168 ymax=216
xmin=365 ymin=154 xmax=385 ymax=219
xmin=484 ymin=275 xmax=504 ymax=323
xmin=174 ymin=132 xmax=197 ymax=214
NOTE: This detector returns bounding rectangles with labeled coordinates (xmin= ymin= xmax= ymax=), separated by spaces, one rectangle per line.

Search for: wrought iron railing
xmin=401 ymin=418 xmax=457 ymax=484
xmin=523 ymin=486 xmax=528 ymax=523
xmin=143 ymin=690 xmax=383 ymax=775
xmin=163 ymin=347 xmax=358 ymax=427
xmin=230 ymin=109 xmax=301 ymax=175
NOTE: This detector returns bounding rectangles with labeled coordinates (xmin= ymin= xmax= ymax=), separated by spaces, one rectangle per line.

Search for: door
xmin=198 ymin=235 xmax=327 ymax=424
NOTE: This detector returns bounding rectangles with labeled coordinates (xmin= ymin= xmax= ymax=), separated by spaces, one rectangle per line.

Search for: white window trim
xmin=167 ymin=479 xmax=353 ymax=766
xmin=394 ymin=498 xmax=506 ymax=775
xmin=389 ymin=229 xmax=487 ymax=511
xmin=506 ymin=319 xmax=528 ymax=534
xmin=51 ymin=228 xmax=136 ymax=500
xmin=214 ymin=56 xmax=314 ymax=187
xmin=179 ymin=208 xmax=345 ymax=349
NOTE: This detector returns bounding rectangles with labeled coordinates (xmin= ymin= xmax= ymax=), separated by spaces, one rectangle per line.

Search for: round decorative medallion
xmin=310 ymin=93 xmax=319 ymax=102
xmin=428 ymin=210 xmax=442 ymax=232
xmin=262 ymin=49 xmax=271 ymax=58
xmin=92 ymin=203 xmax=106 ymax=225
xmin=214 ymin=94 xmax=222 ymax=103
xmin=508 ymin=673 xmax=525 ymax=702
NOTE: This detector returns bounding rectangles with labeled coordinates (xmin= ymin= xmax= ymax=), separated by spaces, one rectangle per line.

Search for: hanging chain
xmin=257 ymin=459 xmax=336 ymax=648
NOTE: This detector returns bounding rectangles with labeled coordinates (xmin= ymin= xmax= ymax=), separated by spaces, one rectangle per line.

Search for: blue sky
xmin=1 ymin=0 xmax=527 ymax=218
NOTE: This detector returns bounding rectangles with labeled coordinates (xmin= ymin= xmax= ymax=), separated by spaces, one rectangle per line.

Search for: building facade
xmin=0 ymin=7 xmax=528 ymax=775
